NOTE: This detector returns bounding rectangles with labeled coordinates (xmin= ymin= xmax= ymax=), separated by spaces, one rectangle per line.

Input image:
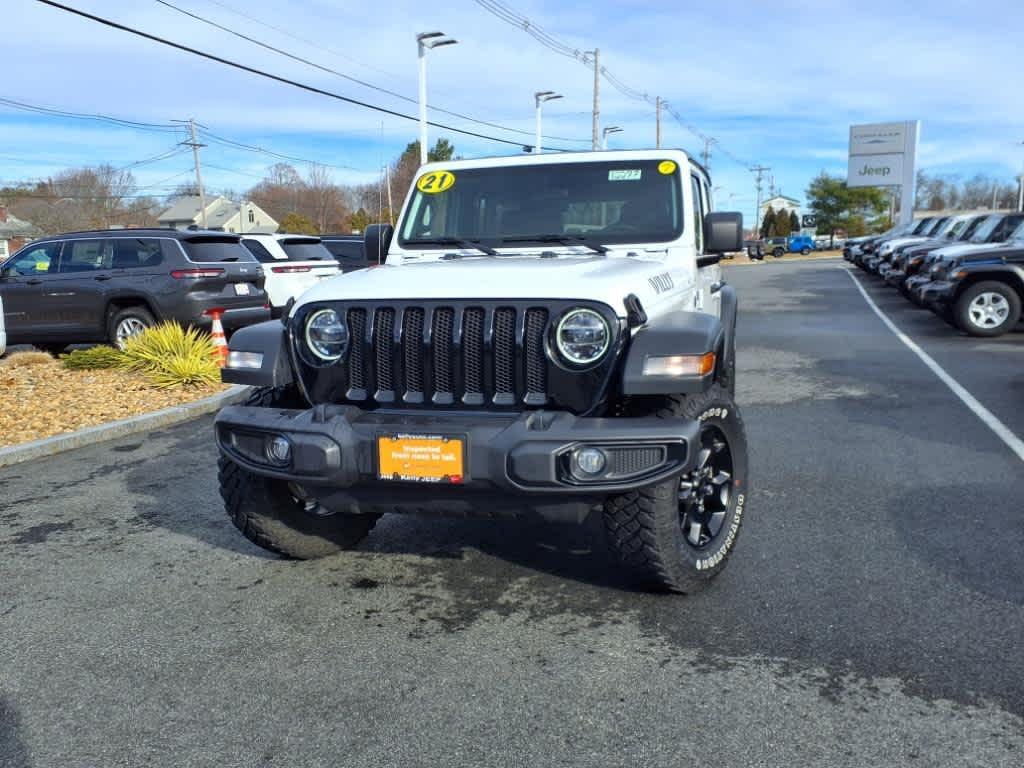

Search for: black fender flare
xmin=621 ymin=286 xmax=737 ymax=396
xmin=220 ymin=319 xmax=294 ymax=388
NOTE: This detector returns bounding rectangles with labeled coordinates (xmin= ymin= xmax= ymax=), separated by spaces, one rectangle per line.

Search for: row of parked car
xmin=0 ymin=229 xmax=370 ymax=354
xmin=845 ymin=212 xmax=1024 ymax=337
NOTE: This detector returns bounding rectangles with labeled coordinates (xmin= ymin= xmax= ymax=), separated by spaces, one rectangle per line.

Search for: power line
xmin=0 ymin=96 xmax=182 ymax=134
xmin=472 ymin=0 xmax=754 ymax=168
xmin=37 ymin=0 xmax=568 ymax=151
xmin=0 ymin=94 xmax=375 ymax=175
xmin=198 ymin=130 xmax=364 ymax=172
xmin=154 ymin=0 xmax=588 ymax=144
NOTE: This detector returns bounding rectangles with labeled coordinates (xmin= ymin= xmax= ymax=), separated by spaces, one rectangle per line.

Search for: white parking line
xmin=844 ymin=268 xmax=1024 ymax=464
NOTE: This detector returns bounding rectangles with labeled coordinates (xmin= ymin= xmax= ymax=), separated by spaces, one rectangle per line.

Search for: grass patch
xmin=59 ymin=323 xmax=220 ymax=388
xmin=62 ymin=346 xmax=126 ymax=370
xmin=121 ymin=323 xmax=221 ymax=388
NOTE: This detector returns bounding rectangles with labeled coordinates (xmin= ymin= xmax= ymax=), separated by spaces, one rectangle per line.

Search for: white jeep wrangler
xmin=215 ymin=149 xmax=748 ymax=592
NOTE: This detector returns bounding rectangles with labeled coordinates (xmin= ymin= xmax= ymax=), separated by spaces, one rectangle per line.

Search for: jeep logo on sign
xmin=648 ymin=273 xmax=674 ymax=294
xmin=858 ymin=163 xmax=892 ymax=178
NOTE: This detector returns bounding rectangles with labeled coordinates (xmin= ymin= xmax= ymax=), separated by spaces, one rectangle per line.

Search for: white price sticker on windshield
xmin=608 ymin=169 xmax=642 ymax=181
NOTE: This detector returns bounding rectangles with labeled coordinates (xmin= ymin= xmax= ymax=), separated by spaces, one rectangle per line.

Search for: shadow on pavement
xmin=0 ymin=696 xmax=30 ymax=768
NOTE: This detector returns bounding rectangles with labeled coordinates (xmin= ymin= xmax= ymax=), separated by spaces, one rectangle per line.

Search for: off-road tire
xmin=603 ymin=387 xmax=749 ymax=593
xmin=800 ymin=247 xmax=810 ymax=255
xmin=954 ymin=281 xmax=1022 ymax=338
xmin=218 ymin=386 xmax=380 ymax=558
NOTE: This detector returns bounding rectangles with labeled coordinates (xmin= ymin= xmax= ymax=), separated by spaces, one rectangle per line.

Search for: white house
xmin=158 ymin=196 xmax=278 ymax=234
xmin=0 ymin=205 xmax=36 ymax=260
xmin=759 ymin=194 xmax=801 ymax=223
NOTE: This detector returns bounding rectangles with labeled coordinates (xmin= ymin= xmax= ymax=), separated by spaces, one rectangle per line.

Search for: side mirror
xmin=0 ymin=266 xmax=13 ymax=279
xmin=363 ymin=223 xmax=394 ymax=265
xmin=704 ymin=212 xmax=743 ymax=254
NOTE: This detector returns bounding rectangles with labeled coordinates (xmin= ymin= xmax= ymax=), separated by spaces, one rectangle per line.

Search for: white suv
xmin=240 ymin=234 xmax=339 ymax=317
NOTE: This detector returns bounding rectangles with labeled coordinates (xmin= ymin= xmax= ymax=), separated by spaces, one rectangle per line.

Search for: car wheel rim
xmin=678 ymin=424 xmax=733 ymax=549
xmin=968 ymin=292 xmax=1010 ymax=329
xmin=115 ymin=317 xmax=148 ymax=347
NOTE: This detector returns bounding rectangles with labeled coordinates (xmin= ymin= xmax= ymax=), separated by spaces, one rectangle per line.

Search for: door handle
xmin=26 ymin=278 xmax=43 ymax=285
xmin=710 ymin=281 xmax=724 ymax=294
xmin=94 ymin=274 xmax=113 ymax=281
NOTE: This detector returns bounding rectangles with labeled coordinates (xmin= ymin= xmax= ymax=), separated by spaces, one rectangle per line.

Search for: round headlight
xmin=555 ymin=308 xmax=610 ymax=366
xmin=305 ymin=308 xmax=348 ymax=363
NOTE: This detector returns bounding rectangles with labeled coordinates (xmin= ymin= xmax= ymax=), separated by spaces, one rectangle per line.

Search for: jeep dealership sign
xmin=847 ymin=121 xmax=920 ymax=224
xmin=847 ymin=153 xmax=904 ymax=186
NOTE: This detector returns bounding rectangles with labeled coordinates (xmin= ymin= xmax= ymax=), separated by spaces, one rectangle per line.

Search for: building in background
xmin=0 ymin=204 xmax=36 ymax=260
xmin=758 ymin=194 xmax=801 ymax=223
xmin=157 ymin=196 xmax=278 ymax=234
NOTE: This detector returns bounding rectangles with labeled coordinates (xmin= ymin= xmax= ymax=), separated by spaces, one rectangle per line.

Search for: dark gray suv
xmin=0 ymin=229 xmax=270 ymax=352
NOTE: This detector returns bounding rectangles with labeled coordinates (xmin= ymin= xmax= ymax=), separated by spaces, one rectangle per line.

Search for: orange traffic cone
xmin=209 ymin=310 xmax=228 ymax=367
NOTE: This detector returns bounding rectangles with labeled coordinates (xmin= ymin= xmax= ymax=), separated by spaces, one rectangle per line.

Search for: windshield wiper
xmin=403 ymin=237 xmax=498 ymax=256
xmin=500 ymin=234 xmax=608 ymax=254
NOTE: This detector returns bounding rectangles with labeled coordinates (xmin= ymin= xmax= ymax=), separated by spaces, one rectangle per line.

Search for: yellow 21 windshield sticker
xmin=416 ymin=171 xmax=456 ymax=194
xmin=658 ymin=160 xmax=677 ymax=175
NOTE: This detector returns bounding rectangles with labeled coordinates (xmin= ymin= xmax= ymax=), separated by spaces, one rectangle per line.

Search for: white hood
xmin=292 ymin=251 xmax=675 ymax=318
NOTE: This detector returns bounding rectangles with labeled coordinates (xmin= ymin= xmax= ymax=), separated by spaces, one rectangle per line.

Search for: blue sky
xmin=3 ymin=0 xmax=1023 ymax=220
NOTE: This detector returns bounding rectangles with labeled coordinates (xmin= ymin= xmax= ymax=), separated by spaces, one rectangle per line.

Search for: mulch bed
xmin=0 ymin=351 xmax=226 ymax=448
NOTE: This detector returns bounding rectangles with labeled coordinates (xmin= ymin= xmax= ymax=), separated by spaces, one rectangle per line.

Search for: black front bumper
xmin=215 ymin=403 xmax=699 ymax=504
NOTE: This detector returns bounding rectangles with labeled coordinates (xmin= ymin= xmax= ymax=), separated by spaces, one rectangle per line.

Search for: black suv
xmin=0 ymin=229 xmax=270 ymax=352
xmin=320 ymin=234 xmax=371 ymax=272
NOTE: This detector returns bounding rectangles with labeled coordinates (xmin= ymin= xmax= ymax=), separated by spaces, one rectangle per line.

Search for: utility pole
xmin=175 ymin=118 xmax=207 ymax=229
xmin=591 ymin=48 xmax=601 ymax=151
xmin=655 ymin=96 xmax=662 ymax=149
xmin=701 ymin=137 xmax=716 ymax=170
xmin=416 ymin=32 xmax=457 ymax=165
xmin=751 ymin=165 xmax=770 ymax=238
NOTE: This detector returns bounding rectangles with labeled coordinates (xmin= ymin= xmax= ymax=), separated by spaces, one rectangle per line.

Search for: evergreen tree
xmin=760 ymin=206 xmax=776 ymax=238
xmin=789 ymin=211 xmax=801 ymax=232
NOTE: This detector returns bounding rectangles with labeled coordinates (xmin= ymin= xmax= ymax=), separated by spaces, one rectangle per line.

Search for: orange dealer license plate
xmin=377 ymin=434 xmax=465 ymax=484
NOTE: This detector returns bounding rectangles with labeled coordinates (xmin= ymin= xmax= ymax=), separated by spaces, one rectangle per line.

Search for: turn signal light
xmin=642 ymin=352 xmax=716 ymax=377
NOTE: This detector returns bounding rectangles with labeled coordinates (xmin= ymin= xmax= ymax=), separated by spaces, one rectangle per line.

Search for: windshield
xmin=941 ymin=218 xmax=967 ymax=238
xmin=280 ymin=240 xmax=332 ymax=262
xmin=398 ymin=160 xmax=684 ymax=250
xmin=968 ymin=215 xmax=1003 ymax=243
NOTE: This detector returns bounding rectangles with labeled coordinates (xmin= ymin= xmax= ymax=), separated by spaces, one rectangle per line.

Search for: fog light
xmin=266 ymin=435 xmax=292 ymax=465
xmin=572 ymin=447 xmax=607 ymax=477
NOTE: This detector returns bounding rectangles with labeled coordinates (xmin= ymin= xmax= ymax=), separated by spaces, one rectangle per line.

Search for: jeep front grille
xmin=348 ymin=304 xmax=551 ymax=407
xmin=295 ymin=300 xmax=621 ymax=414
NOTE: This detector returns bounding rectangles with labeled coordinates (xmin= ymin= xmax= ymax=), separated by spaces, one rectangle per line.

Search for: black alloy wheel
xmin=678 ymin=424 xmax=733 ymax=548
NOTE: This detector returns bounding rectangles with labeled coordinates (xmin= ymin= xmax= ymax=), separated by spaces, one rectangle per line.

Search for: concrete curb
xmin=0 ymin=385 xmax=251 ymax=468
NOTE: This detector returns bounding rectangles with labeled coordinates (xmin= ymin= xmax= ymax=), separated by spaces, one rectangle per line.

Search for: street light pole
xmin=416 ymin=31 xmax=457 ymax=165
xmin=602 ymin=126 xmax=623 ymax=150
xmin=534 ymin=91 xmax=563 ymax=154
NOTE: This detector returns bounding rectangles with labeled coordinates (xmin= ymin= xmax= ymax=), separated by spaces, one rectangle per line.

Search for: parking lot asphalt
xmin=2 ymin=259 xmax=1023 ymax=767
